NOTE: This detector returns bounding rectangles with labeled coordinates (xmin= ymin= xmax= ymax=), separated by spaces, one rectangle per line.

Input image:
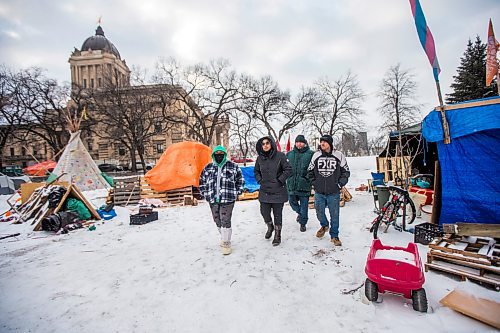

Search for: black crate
xmin=414 ymin=222 xmax=443 ymax=245
xmin=130 ymin=211 xmax=158 ymax=225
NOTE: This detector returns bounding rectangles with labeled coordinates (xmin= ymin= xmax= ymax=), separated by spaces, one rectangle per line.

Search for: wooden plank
xmin=428 ymin=251 xmax=499 ymax=272
xmin=437 ymin=98 xmax=500 ymax=112
xmin=20 ymin=181 xmax=69 ymax=203
xmin=440 ymin=289 xmax=500 ymax=329
xmin=426 ymin=262 xmax=500 ymax=287
xmin=456 ymin=223 xmax=500 ymax=238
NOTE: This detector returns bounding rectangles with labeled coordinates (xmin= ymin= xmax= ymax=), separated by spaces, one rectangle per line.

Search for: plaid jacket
xmin=199 ymin=161 xmax=245 ymax=203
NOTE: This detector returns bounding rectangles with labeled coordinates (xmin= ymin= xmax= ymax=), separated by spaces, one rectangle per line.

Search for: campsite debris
xmin=355 ymin=184 xmax=368 ymax=191
xmin=425 ymin=235 xmax=499 ymax=289
xmin=414 ymin=222 xmax=444 ymax=245
xmin=341 ymin=282 xmax=365 ymax=295
xmin=113 ymin=176 xmax=141 ymax=206
xmin=312 ymin=249 xmax=329 ymax=257
xmin=230 ymin=280 xmax=237 ymax=287
xmin=0 ymin=233 xmax=20 ymax=240
xmin=440 ymin=289 xmax=500 ymax=329
xmin=130 ymin=211 xmax=159 ymax=225
xmin=442 ymin=223 xmax=500 ymax=238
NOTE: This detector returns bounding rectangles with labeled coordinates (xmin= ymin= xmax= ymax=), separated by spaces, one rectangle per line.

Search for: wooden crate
xmin=113 ymin=176 xmax=141 ymax=206
xmin=376 ymin=156 xmax=412 ymax=185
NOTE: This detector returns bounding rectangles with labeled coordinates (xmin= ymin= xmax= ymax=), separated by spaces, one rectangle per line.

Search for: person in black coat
xmin=254 ymin=136 xmax=293 ymax=246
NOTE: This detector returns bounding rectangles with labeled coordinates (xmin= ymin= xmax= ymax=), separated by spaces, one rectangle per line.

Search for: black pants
xmin=209 ymin=202 xmax=235 ymax=228
xmin=259 ymin=202 xmax=284 ymax=226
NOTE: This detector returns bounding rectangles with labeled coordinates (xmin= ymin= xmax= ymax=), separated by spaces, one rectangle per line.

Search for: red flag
xmin=276 ymin=138 xmax=282 ymax=152
xmin=285 ymin=134 xmax=291 ymax=152
xmin=486 ymin=19 xmax=499 ymax=87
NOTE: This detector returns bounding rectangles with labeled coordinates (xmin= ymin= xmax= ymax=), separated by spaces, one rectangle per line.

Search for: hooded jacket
xmin=199 ymin=146 xmax=245 ymax=203
xmin=307 ymin=140 xmax=350 ymax=195
xmin=254 ymin=136 xmax=293 ymax=203
xmin=286 ymin=144 xmax=314 ymax=195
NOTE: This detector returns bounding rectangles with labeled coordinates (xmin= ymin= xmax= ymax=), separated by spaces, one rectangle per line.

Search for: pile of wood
xmin=13 ymin=183 xmax=100 ymax=231
xmin=113 ymin=176 xmax=197 ymax=206
xmin=425 ymin=235 xmax=500 ymax=289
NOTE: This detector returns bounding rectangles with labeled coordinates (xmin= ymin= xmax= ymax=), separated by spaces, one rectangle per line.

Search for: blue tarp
xmin=421 ymin=97 xmax=500 ymax=225
xmin=240 ymin=166 xmax=260 ymax=193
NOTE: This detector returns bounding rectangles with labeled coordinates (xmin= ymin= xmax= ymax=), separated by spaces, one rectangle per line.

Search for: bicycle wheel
xmin=396 ymin=197 xmax=416 ymax=230
xmin=372 ymin=211 xmax=392 ymax=239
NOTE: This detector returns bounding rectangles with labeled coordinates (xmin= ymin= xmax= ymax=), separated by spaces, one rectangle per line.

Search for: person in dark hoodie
xmin=254 ymin=136 xmax=293 ymax=246
xmin=307 ymin=135 xmax=350 ymax=246
xmin=199 ymin=145 xmax=245 ymax=255
xmin=286 ymin=135 xmax=314 ymax=232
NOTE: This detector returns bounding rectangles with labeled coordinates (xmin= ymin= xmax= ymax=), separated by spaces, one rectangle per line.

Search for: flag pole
xmin=435 ymin=80 xmax=451 ymax=144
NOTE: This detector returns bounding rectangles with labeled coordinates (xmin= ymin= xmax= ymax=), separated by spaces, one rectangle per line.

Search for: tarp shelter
xmin=0 ymin=173 xmax=15 ymax=195
xmin=48 ymin=131 xmax=111 ymax=192
xmin=377 ymin=124 xmax=438 ymax=184
xmin=422 ymin=97 xmax=500 ymax=225
xmin=240 ymin=166 xmax=260 ymax=193
xmin=23 ymin=160 xmax=57 ymax=176
xmin=145 ymin=141 xmax=211 ymax=192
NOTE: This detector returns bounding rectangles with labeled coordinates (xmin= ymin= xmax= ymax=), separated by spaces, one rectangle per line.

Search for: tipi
xmin=48 ymin=130 xmax=110 ymax=191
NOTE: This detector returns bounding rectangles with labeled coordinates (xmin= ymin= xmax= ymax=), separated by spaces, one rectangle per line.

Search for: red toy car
xmin=364 ymin=239 xmax=427 ymax=312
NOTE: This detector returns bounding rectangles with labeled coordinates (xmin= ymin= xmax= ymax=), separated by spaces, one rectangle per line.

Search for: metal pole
xmin=435 ymin=80 xmax=451 ymax=144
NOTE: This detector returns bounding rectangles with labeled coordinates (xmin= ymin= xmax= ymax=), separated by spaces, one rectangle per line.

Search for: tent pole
xmin=435 ymin=80 xmax=451 ymax=144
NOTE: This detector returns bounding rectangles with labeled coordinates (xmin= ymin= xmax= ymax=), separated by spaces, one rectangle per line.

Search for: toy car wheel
xmin=412 ymin=288 xmax=428 ymax=312
xmin=365 ymin=278 xmax=378 ymax=302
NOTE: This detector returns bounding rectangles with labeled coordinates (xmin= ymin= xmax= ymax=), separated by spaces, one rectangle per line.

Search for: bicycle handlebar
xmin=388 ymin=185 xmax=409 ymax=195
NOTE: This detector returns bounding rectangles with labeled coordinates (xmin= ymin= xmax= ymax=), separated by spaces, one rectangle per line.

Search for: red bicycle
xmin=369 ymin=186 xmax=416 ymax=239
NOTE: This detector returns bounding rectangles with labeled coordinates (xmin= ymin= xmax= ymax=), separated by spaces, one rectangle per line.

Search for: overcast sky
xmin=0 ymin=0 xmax=498 ymax=137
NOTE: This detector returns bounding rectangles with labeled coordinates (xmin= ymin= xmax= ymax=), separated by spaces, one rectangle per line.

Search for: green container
xmin=376 ymin=185 xmax=390 ymax=208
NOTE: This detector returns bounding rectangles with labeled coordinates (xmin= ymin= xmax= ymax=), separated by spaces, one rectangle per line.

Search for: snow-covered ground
xmin=0 ymin=156 xmax=498 ymax=333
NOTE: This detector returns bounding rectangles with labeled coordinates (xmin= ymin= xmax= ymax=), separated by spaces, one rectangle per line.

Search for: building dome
xmin=81 ymin=26 xmax=121 ymax=59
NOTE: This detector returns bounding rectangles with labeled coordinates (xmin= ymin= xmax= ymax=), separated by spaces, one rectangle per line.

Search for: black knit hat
xmin=320 ymin=134 xmax=334 ymax=149
xmin=295 ymin=135 xmax=307 ymax=144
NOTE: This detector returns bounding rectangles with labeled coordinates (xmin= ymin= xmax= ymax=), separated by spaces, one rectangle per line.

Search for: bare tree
xmin=311 ymin=71 xmax=365 ymax=139
xmin=153 ymin=58 xmax=243 ymax=146
xmin=378 ymin=64 xmax=421 ymax=131
xmin=377 ymin=64 xmax=422 ymax=187
xmin=228 ymin=105 xmax=263 ymax=164
xmin=92 ymin=73 xmax=175 ymax=172
xmin=6 ymin=67 xmax=71 ymax=158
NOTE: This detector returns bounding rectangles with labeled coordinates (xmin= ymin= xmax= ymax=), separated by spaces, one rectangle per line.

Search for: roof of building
xmin=81 ymin=26 xmax=121 ymax=59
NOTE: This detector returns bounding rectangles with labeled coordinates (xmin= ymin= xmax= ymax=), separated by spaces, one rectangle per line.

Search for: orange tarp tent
xmin=144 ymin=141 xmax=212 ymax=192
xmin=23 ymin=160 xmax=57 ymax=176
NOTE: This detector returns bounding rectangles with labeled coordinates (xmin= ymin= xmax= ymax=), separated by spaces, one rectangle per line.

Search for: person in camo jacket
xmin=199 ymin=145 xmax=245 ymax=255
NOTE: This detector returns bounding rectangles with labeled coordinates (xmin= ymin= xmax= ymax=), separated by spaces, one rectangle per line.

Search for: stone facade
xmin=1 ymin=25 xmax=229 ymax=169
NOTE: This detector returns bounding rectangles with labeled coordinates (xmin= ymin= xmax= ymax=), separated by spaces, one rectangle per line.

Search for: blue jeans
xmin=314 ymin=193 xmax=340 ymax=238
xmin=288 ymin=194 xmax=309 ymax=225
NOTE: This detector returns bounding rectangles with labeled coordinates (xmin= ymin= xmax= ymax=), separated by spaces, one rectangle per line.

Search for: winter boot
xmin=300 ymin=224 xmax=306 ymax=232
xmin=272 ymin=225 xmax=282 ymax=246
xmin=265 ymin=221 xmax=274 ymax=239
xmin=316 ymin=226 xmax=329 ymax=238
xmin=221 ymin=227 xmax=232 ymax=255
xmin=221 ymin=241 xmax=232 ymax=255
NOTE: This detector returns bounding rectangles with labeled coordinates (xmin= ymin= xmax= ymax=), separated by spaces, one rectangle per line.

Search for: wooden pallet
xmin=426 ymin=237 xmax=500 ymax=289
xmin=114 ymin=176 xmax=141 ymax=206
xmin=425 ymin=258 xmax=500 ymax=289
xmin=429 ymin=236 xmax=498 ymax=262
xmin=139 ymin=177 xmax=167 ymax=201
xmin=163 ymin=186 xmax=193 ymax=204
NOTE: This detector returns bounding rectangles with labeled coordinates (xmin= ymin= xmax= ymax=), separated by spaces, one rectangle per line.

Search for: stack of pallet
xmin=425 ymin=235 xmax=499 ymax=289
xmin=113 ymin=176 xmax=141 ymax=206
